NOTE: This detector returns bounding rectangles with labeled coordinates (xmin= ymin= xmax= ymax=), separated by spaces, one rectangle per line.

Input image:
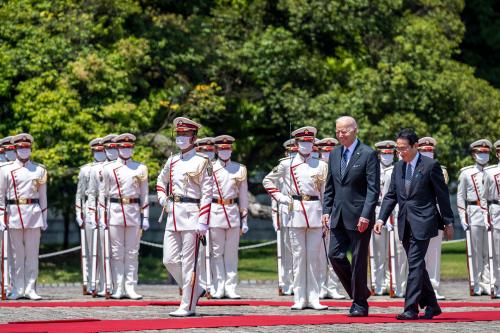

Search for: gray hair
xmin=336 ymin=116 xmax=358 ymax=129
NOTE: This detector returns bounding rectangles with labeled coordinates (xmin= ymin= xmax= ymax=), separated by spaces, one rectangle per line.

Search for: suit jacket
xmin=322 ymin=140 xmax=380 ymax=230
xmin=378 ymin=154 xmax=454 ymax=240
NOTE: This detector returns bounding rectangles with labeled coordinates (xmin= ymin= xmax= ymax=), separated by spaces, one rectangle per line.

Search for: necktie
xmin=341 ymin=149 xmax=349 ymax=178
xmin=405 ymin=163 xmax=413 ymax=195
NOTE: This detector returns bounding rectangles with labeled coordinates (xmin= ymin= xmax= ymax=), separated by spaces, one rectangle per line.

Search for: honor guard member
xmin=370 ymin=140 xmax=397 ymax=295
xmin=195 ymin=137 xmax=216 ymax=161
xmin=156 ymin=117 xmax=213 ymax=317
xmin=209 ymin=135 xmax=249 ymax=299
xmin=0 ymin=139 xmax=7 ymax=163
xmin=311 ymin=139 xmax=321 ymax=159
xmin=263 ymin=126 xmax=329 ymax=310
xmin=271 ymin=139 xmax=296 ymax=296
xmin=457 ymin=139 xmax=492 ymax=295
xmin=75 ymin=137 xmax=103 ymax=295
xmin=0 ymin=134 xmax=47 ymax=300
xmin=99 ymin=134 xmax=149 ymax=300
xmin=482 ymin=140 xmax=500 ymax=297
xmin=87 ymin=134 xmax=117 ymax=296
xmin=1 ymin=137 xmax=17 ymax=163
xmin=316 ymin=138 xmax=345 ymax=299
xmin=419 ymin=137 xmax=449 ymax=300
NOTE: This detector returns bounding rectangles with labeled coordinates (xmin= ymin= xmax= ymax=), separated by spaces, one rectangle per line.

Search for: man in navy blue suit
xmin=375 ymin=128 xmax=454 ymax=320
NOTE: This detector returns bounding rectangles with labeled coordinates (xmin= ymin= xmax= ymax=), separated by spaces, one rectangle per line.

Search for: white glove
xmin=460 ymin=219 xmax=469 ymax=231
xmin=158 ymin=196 xmax=167 ymax=207
xmin=272 ymin=218 xmax=278 ymax=232
xmin=385 ymin=222 xmax=393 ymax=232
xmin=241 ymin=222 xmax=249 ymax=234
xmin=99 ymin=221 xmax=107 ymax=230
xmin=76 ymin=215 xmax=84 ymax=227
xmin=0 ymin=220 xmax=6 ymax=231
xmin=42 ymin=220 xmax=48 ymax=231
xmin=484 ymin=214 xmax=490 ymax=229
xmin=196 ymin=223 xmax=209 ymax=236
xmin=142 ymin=217 xmax=150 ymax=231
xmin=278 ymin=194 xmax=291 ymax=206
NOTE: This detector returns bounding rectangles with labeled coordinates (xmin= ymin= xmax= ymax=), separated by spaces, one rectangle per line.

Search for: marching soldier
xmin=209 ymin=135 xmax=249 ymax=299
xmin=482 ymin=140 xmax=500 ymax=297
xmin=75 ymin=138 xmax=104 ymax=295
xmin=99 ymin=133 xmax=149 ymax=300
xmin=0 ymin=134 xmax=47 ymax=300
xmin=271 ymin=139 xmax=296 ymax=296
xmin=370 ymin=140 xmax=397 ymax=296
xmin=317 ymin=138 xmax=345 ymax=299
xmin=457 ymin=139 xmax=492 ymax=295
xmin=195 ymin=137 xmax=216 ymax=161
xmin=419 ymin=137 xmax=449 ymax=300
xmin=263 ymin=127 xmax=328 ymax=310
xmin=156 ymin=117 xmax=213 ymax=317
xmin=87 ymin=134 xmax=118 ymax=297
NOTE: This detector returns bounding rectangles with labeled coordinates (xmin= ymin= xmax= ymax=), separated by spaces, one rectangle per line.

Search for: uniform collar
xmin=14 ymin=158 xmax=30 ymax=167
xmin=294 ymin=152 xmax=310 ymax=163
xmin=474 ymin=163 xmax=484 ymax=171
xmin=181 ymin=148 xmax=196 ymax=160
xmin=218 ymin=158 xmax=231 ymax=167
xmin=118 ymin=157 xmax=130 ymax=165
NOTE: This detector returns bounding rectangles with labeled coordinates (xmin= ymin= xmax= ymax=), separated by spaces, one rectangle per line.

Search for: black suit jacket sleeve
xmin=378 ymin=165 xmax=398 ymax=224
xmin=322 ymin=152 xmax=335 ymax=215
xmin=361 ymin=150 xmax=380 ymax=220
xmin=431 ymin=161 xmax=454 ymax=226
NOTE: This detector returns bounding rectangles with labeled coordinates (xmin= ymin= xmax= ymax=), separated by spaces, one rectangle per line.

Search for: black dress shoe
xmin=419 ymin=305 xmax=442 ymax=319
xmin=396 ymin=311 xmax=418 ymax=320
xmin=348 ymin=308 xmax=368 ymax=317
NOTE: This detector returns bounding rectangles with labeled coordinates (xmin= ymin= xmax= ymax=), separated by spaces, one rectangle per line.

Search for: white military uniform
xmin=382 ymin=165 xmax=407 ymax=297
xmin=482 ymin=145 xmax=500 ymax=296
xmin=157 ymin=146 xmax=213 ymax=315
xmin=263 ymin=130 xmax=328 ymax=309
xmin=457 ymin=163 xmax=490 ymax=294
xmin=0 ymin=137 xmax=47 ymax=300
xmin=209 ymin=157 xmax=248 ymax=298
xmin=99 ymin=145 xmax=149 ymax=299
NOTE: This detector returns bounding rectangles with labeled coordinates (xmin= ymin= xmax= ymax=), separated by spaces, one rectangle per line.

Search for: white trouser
xmin=425 ymin=229 xmax=443 ymax=291
xmin=371 ymin=228 xmax=390 ymax=291
xmin=318 ymin=232 xmax=341 ymax=294
xmin=198 ymin=241 xmax=208 ymax=290
xmin=394 ymin=226 xmax=408 ymax=296
xmin=82 ymin=224 xmax=94 ymax=287
xmin=9 ymin=228 xmax=40 ymax=296
xmin=289 ymin=227 xmax=322 ymax=305
xmin=279 ymin=226 xmax=294 ymax=293
xmin=163 ymin=230 xmax=203 ymax=312
xmin=492 ymin=229 xmax=500 ymax=289
xmin=109 ymin=226 xmax=141 ymax=294
xmin=471 ymin=225 xmax=490 ymax=289
xmin=91 ymin=228 xmax=106 ymax=292
xmin=210 ymin=227 xmax=240 ymax=296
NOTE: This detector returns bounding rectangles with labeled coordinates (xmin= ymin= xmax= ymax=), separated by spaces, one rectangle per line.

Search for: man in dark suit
xmin=375 ymin=128 xmax=454 ymax=320
xmin=322 ymin=116 xmax=380 ymax=317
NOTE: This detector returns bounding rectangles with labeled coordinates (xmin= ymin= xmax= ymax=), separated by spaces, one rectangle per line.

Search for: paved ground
xmin=1 ymin=280 xmax=499 ymax=332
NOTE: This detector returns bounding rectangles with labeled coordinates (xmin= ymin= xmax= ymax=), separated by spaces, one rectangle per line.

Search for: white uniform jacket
xmin=210 ymin=159 xmax=248 ymax=229
xmin=483 ymin=164 xmax=500 ymax=230
xmin=86 ymin=161 xmax=105 ymax=226
xmin=156 ymin=149 xmax=213 ymax=231
xmin=263 ymin=154 xmax=328 ymax=228
xmin=99 ymin=158 xmax=149 ymax=227
xmin=0 ymin=160 xmax=47 ymax=229
xmin=75 ymin=162 xmax=93 ymax=223
xmin=457 ymin=165 xmax=488 ymax=227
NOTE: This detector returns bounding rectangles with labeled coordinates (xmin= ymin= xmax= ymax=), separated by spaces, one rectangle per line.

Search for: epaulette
xmin=103 ymin=160 xmax=116 ymax=166
xmin=279 ymin=156 xmax=292 ymax=162
xmin=32 ymin=162 xmax=47 ymax=170
xmin=196 ymin=153 xmax=209 ymax=160
xmin=80 ymin=162 xmax=93 ymax=169
xmin=460 ymin=165 xmax=473 ymax=172
xmin=484 ymin=165 xmax=497 ymax=171
xmin=0 ymin=161 xmax=13 ymax=168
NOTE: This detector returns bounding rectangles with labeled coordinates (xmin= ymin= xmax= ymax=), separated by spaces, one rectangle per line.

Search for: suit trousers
xmin=402 ymin=222 xmax=437 ymax=313
xmin=163 ymin=230 xmax=203 ymax=312
xmin=9 ymin=228 xmax=40 ymax=296
xmin=328 ymin=216 xmax=371 ymax=311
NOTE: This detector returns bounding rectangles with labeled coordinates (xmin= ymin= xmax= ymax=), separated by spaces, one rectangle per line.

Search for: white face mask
xmin=5 ymin=150 xmax=17 ymax=161
xmin=17 ymin=148 xmax=31 ymax=160
xmin=420 ymin=151 xmax=434 ymax=159
xmin=379 ymin=154 xmax=394 ymax=166
xmin=176 ymin=136 xmax=192 ymax=150
xmin=204 ymin=151 xmax=215 ymax=160
xmin=321 ymin=152 xmax=330 ymax=162
xmin=474 ymin=153 xmax=489 ymax=165
xmin=93 ymin=151 xmax=106 ymax=162
xmin=218 ymin=149 xmax=232 ymax=161
xmin=298 ymin=141 xmax=313 ymax=155
xmin=119 ymin=148 xmax=133 ymax=159
xmin=105 ymin=148 xmax=118 ymax=161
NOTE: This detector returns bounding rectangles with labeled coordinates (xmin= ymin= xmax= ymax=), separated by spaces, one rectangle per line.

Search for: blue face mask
xmin=105 ymin=148 xmax=118 ymax=161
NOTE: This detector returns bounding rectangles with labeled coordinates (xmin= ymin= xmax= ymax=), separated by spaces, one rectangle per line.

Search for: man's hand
xmin=322 ymin=214 xmax=330 ymax=227
xmin=196 ymin=222 xmax=209 ymax=236
xmin=444 ymin=224 xmax=454 ymax=241
xmin=374 ymin=220 xmax=384 ymax=234
xmin=357 ymin=217 xmax=370 ymax=233
xmin=76 ymin=215 xmax=84 ymax=227
xmin=142 ymin=217 xmax=150 ymax=231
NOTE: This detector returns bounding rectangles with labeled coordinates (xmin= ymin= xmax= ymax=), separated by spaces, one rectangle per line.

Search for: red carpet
xmin=0 ymin=299 xmax=499 ymax=308
xmin=2 ymin=311 xmax=500 ymax=333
